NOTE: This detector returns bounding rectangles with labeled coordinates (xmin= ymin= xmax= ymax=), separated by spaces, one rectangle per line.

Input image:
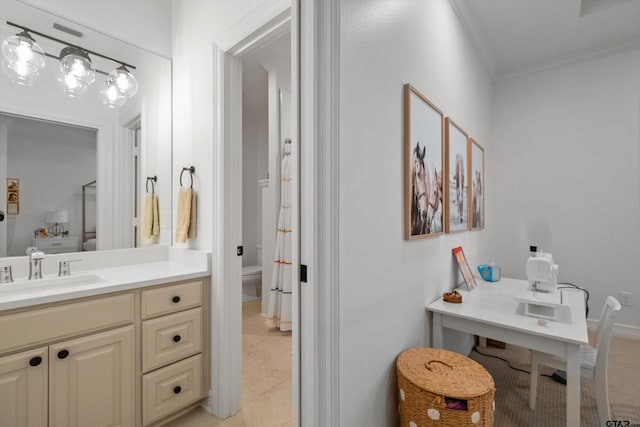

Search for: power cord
xmin=557 ymin=282 xmax=589 ymax=318
xmin=472 ymin=346 xmax=553 ymax=378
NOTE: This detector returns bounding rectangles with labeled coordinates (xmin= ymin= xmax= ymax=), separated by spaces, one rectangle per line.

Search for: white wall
xmin=338 ymin=1 xmax=494 ymax=425
xmin=242 ymin=109 xmax=268 ymax=267
xmin=5 ymin=117 xmax=96 ymax=256
xmin=19 ymin=0 xmax=173 ymax=58
xmin=171 ymin=1 xmax=217 ymax=252
xmin=490 ymin=47 xmax=640 ymax=330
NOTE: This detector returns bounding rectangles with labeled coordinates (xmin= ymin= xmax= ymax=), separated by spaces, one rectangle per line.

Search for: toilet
xmin=242 ymin=265 xmax=262 ymax=302
xmin=242 ymin=246 xmax=262 ymax=302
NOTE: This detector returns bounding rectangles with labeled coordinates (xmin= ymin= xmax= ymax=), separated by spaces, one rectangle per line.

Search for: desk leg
xmin=566 ymin=344 xmax=581 ymax=427
xmin=432 ymin=313 xmax=443 ymax=348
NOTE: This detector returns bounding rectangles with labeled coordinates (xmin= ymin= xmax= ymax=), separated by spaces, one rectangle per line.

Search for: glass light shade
xmin=1 ymin=31 xmax=46 ymax=85
xmin=58 ymin=46 xmax=95 ymax=97
xmin=109 ymin=65 xmax=138 ymax=98
xmin=100 ymin=78 xmax=126 ymax=108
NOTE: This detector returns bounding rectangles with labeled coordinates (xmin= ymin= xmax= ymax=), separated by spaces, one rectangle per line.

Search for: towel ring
xmin=146 ymin=176 xmax=157 ymax=194
xmin=180 ymin=166 xmax=195 ymax=188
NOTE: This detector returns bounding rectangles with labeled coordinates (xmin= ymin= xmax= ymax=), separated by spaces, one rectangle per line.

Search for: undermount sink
xmin=0 ymin=274 xmax=106 ymax=297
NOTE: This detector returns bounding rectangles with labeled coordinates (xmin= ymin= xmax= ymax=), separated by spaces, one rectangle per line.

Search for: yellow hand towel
xmin=142 ymin=194 xmax=153 ymax=240
xmin=175 ymin=188 xmax=192 ymax=243
xmin=152 ymin=194 xmax=160 ymax=236
xmin=188 ymin=190 xmax=197 ymax=239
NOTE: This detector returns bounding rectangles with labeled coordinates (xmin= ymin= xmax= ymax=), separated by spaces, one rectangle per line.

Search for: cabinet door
xmin=0 ymin=347 xmax=48 ymax=427
xmin=49 ymin=325 xmax=134 ymax=427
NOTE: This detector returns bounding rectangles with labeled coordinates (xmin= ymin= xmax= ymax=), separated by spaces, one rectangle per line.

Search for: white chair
xmin=529 ymin=296 xmax=621 ymax=425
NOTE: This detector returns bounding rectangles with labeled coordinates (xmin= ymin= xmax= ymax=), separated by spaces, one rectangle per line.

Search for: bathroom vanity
xmin=0 ymin=247 xmax=211 ymax=427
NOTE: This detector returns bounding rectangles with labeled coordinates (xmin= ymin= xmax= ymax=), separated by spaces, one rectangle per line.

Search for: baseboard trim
xmin=201 ymin=392 xmax=215 ymax=414
xmin=587 ymin=320 xmax=640 ymax=341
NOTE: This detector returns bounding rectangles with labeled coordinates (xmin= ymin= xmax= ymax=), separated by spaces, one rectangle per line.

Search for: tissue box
xmin=477 ymin=264 xmax=501 ymax=282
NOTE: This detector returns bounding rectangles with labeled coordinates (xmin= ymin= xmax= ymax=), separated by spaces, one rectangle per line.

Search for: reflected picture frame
xmin=7 ymin=178 xmax=19 ymax=215
xmin=444 ymin=117 xmax=469 ymax=233
xmin=403 ymin=84 xmax=444 ymax=240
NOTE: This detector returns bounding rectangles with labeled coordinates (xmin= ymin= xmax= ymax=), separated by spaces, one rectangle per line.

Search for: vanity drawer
xmin=141 ymin=280 xmax=202 ymax=319
xmin=142 ymin=354 xmax=202 ymax=425
xmin=142 ymin=308 xmax=202 ymax=372
xmin=0 ymin=293 xmax=134 ymax=353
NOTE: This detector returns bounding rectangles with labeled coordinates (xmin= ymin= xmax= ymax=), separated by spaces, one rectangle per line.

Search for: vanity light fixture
xmin=2 ymin=21 xmax=138 ymax=107
xmin=1 ymin=29 xmax=46 ymax=85
xmin=58 ymin=46 xmax=95 ymax=97
xmin=101 ymin=77 xmax=127 ymax=108
xmin=109 ymin=65 xmax=138 ymax=98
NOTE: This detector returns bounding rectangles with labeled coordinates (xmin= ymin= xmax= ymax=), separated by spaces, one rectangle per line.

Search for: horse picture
xmin=404 ymin=84 xmax=444 ymax=239
xmin=472 ymin=170 xmax=483 ymax=228
xmin=470 ymin=138 xmax=484 ymax=230
xmin=445 ymin=118 xmax=468 ymax=233
xmin=454 ymin=153 xmax=465 ymax=223
xmin=410 ymin=142 xmax=443 ymax=235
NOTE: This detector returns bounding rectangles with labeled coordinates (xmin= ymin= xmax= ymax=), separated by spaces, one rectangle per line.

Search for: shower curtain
xmin=266 ymin=140 xmax=292 ymax=332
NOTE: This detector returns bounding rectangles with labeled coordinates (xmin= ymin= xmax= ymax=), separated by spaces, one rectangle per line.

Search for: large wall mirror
xmin=0 ymin=1 xmax=172 ymax=257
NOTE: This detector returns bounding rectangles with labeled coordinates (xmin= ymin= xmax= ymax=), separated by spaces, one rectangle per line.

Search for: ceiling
xmin=451 ymin=0 xmax=640 ymax=80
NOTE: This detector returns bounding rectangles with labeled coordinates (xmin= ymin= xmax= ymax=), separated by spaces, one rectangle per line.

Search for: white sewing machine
xmin=515 ymin=251 xmax=565 ymax=321
xmin=526 ymin=251 xmax=559 ymax=293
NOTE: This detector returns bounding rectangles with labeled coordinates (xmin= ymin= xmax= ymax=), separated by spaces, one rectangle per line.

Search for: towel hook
xmin=180 ymin=166 xmax=195 ymax=188
xmin=146 ymin=176 xmax=157 ymax=194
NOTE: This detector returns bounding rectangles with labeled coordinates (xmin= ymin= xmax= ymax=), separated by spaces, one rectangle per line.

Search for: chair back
xmin=593 ymin=296 xmax=621 ymax=375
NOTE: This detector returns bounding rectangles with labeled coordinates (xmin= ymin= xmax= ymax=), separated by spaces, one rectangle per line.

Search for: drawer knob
xmin=57 ymin=350 xmax=69 ymax=359
xmin=172 ymin=296 xmax=181 ymax=303
xmin=29 ymin=356 xmax=43 ymax=367
xmin=173 ymin=386 xmax=182 ymax=394
xmin=173 ymin=335 xmax=181 ymax=343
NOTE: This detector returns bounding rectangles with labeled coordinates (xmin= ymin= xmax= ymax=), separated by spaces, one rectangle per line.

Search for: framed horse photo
xmin=403 ymin=84 xmax=444 ymax=240
xmin=469 ymin=138 xmax=485 ymax=230
xmin=444 ymin=118 xmax=469 ymax=233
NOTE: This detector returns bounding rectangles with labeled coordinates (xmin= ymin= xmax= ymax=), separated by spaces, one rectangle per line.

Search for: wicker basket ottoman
xmin=397 ymin=348 xmax=495 ymax=426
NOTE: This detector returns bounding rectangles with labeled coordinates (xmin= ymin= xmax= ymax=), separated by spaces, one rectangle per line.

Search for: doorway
xmin=239 ymin=25 xmax=294 ymax=426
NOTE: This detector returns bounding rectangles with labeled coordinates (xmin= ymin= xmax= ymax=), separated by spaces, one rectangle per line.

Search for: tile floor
xmin=163 ymin=300 xmax=293 ymax=427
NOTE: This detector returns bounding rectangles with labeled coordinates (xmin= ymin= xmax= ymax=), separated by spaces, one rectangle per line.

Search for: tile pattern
xmin=163 ymin=300 xmax=292 ymax=427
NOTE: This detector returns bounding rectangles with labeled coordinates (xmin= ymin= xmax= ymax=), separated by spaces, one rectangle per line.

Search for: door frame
xmin=210 ymin=0 xmax=341 ymax=424
xmin=207 ymin=3 xmax=299 ymax=421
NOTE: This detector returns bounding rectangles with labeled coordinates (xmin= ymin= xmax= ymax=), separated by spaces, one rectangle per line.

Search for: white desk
xmin=426 ymin=278 xmax=588 ymax=427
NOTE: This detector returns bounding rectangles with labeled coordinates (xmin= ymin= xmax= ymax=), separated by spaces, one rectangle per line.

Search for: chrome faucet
xmin=0 ymin=266 xmax=13 ymax=284
xmin=26 ymin=247 xmax=45 ymax=280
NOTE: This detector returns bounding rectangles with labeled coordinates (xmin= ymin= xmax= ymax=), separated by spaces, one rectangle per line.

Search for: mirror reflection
xmin=0 ymin=1 xmax=172 ymax=257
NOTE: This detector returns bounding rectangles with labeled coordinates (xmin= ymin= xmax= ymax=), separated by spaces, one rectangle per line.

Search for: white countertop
xmin=0 ymin=247 xmax=211 ymax=311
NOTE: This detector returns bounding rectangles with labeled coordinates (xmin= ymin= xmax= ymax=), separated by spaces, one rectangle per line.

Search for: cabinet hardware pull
xmin=29 ymin=356 xmax=43 ymax=366
xmin=173 ymin=386 xmax=182 ymax=394
xmin=173 ymin=335 xmax=181 ymax=343
xmin=172 ymin=296 xmax=181 ymax=303
xmin=57 ymin=350 xmax=69 ymax=359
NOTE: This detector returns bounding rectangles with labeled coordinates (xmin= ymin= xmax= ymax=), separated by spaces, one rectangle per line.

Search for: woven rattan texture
xmin=397 ymin=348 xmax=495 ymax=426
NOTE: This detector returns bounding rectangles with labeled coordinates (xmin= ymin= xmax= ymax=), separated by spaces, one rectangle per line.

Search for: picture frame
xmin=444 ymin=118 xmax=469 ymax=233
xmin=7 ymin=178 xmax=19 ymax=215
xmin=452 ymin=246 xmax=477 ymax=291
xmin=403 ymin=84 xmax=444 ymax=240
xmin=469 ymin=138 xmax=484 ymax=230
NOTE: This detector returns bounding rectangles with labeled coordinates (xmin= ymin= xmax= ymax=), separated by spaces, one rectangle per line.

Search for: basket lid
xmin=397 ymin=348 xmax=494 ymax=398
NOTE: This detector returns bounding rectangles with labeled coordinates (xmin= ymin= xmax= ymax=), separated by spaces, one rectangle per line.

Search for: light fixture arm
xmin=6 ymin=21 xmax=136 ymax=70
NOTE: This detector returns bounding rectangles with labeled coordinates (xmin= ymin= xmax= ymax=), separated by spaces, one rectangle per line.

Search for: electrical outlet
xmin=620 ymin=292 xmax=632 ymax=306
